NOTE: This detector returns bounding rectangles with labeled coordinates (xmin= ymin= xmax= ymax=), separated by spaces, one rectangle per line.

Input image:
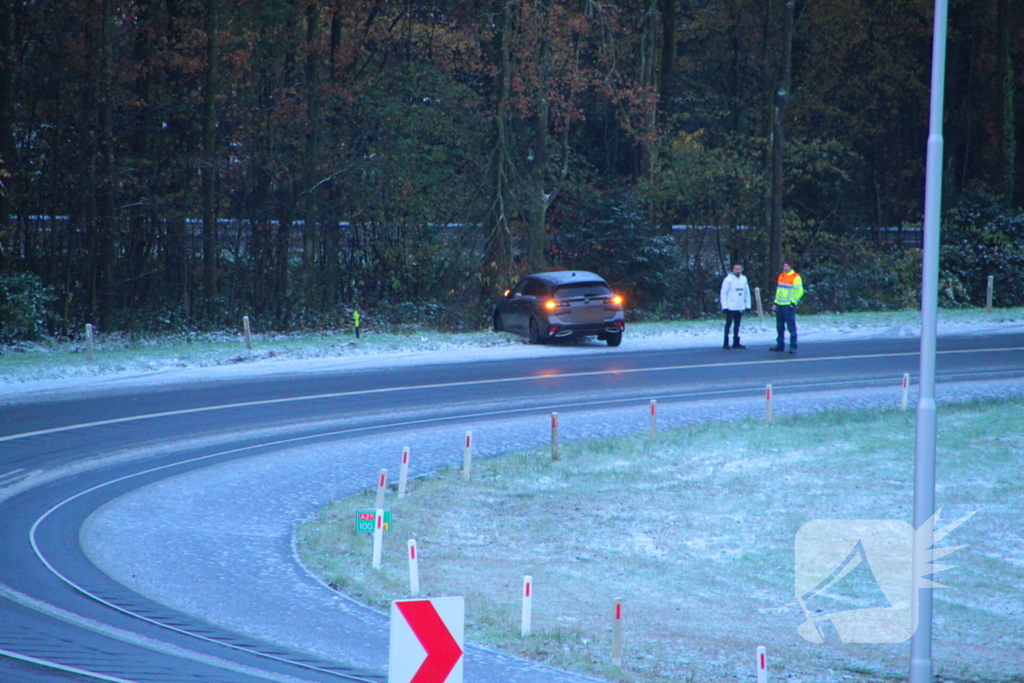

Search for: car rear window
xmin=554 ymin=282 xmax=612 ymax=299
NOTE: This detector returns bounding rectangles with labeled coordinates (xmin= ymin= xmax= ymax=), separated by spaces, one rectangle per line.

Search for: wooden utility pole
xmin=768 ymin=0 xmax=794 ymax=287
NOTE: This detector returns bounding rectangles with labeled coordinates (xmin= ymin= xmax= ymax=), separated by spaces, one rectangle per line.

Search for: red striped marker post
xmin=611 ymin=597 xmax=623 ymax=666
xmin=765 ymin=384 xmax=773 ymax=424
xmin=374 ymin=468 xmax=388 ymax=509
xmin=649 ymin=400 xmax=658 ymax=443
xmin=372 ymin=508 xmax=384 ymax=569
xmin=462 ymin=431 xmax=473 ymax=481
xmin=521 ymin=575 xmax=533 ymax=637
xmin=398 ymin=447 xmax=410 ymax=498
xmin=756 ymin=645 xmax=768 ymax=683
xmin=407 ymin=539 xmax=420 ymax=597
xmin=551 ymin=412 xmax=559 ymax=461
xmin=901 ymin=373 xmax=910 ymax=411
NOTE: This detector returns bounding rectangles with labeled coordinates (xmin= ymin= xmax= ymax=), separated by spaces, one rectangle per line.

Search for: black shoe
xmin=788 ymin=348 xmax=797 ymax=354
xmin=733 ymin=341 xmax=746 ymax=349
xmin=769 ymin=346 xmax=784 ymax=352
xmin=723 ymin=343 xmax=731 ymax=349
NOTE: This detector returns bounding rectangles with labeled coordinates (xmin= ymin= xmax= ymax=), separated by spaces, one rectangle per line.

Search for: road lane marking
xmin=2 ymin=345 xmax=1022 ymax=443
xmin=0 ymin=583 xmax=350 ymax=683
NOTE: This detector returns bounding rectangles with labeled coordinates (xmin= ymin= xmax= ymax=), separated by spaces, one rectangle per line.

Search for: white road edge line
xmin=0 ymin=647 xmax=141 ymax=683
xmin=3 ymin=345 xmax=1022 ymax=443
xmin=0 ymin=585 xmax=324 ymax=683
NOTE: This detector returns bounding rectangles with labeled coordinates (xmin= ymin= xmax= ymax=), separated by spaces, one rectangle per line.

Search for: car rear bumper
xmin=544 ymin=319 xmax=625 ymax=338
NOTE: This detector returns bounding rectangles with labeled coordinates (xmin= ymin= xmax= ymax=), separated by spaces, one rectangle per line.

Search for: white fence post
xmin=986 ymin=275 xmax=994 ymax=311
xmin=521 ymin=575 xmax=533 ymax=637
xmin=242 ymin=315 xmax=253 ymax=351
xmin=85 ymin=323 xmax=95 ymax=362
xmin=407 ymin=540 xmax=420 ymax=597
xmin=901 ymin=373 xmax=910 ymax=411
xmin=372 ymin=508 xmax=384 ymax=570
xmin=754 ymin=287 xmax=766 ymax=329
xmin=765 ymin=384 xmax=773 ymax=424
xmin=398 ymin=447 xmax=410 ymax=498
xmin=462 ymin=430 xmax=473 ymax=481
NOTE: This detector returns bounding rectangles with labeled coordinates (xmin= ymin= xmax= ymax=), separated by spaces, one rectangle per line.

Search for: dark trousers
xmin=776 ymin=304 xmax=797 ymax=348
xmin=724 ymin=310 xmax=743 ymax=340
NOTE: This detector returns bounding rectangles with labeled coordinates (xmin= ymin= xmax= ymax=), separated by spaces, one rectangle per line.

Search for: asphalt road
xmin=1 ymin=334 xmax=1022 ymax=682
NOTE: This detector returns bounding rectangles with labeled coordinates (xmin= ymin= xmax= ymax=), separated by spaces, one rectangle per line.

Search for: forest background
xmin=1 ymin=0 xmax=1024 ymax=342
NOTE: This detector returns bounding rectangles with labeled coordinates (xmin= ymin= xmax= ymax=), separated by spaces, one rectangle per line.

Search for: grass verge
xmin=297 ymin=399 xmax=1024 ymax=683
xmin=1 ymin=306 xmax=1022 ymax=385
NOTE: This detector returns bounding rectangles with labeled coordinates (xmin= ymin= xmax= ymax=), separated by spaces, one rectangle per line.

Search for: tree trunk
xmin=481 ymin=2 xmax=514 ymax=298
xmin=638 ymin=0 xmax=659 ymax=177
xmin=97 ymin=0 xmax=117 ymax=329
xmin=768 ymin=0 xmax=793 ymax=285
xmin=303 ymin=1 xmax=322 ymax=312
xmin=201 ymin=0 xmax=219 ymax=314
xmin=0 ymin=0 xmax=14 ymax=267
xmin=998 ymin=0 xmax=1015 ymax=209
xmin=659 ymin=0 xmax=677 ymax=111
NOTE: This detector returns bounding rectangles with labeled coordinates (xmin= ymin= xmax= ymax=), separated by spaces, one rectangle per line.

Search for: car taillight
xmin=544 ymin=300 xmax=557 ymax=309
xmin=611 ymin=295 xmax=623 ymax=305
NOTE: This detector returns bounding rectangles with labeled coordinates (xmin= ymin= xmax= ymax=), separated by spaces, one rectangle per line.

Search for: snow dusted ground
xmin=2 ymin=308 xmax=1023 ymax=404
xmin=27 ymin=307 xmax=1023 ymax=682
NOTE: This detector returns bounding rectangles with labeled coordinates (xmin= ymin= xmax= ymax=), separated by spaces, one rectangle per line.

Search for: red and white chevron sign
xmin=389 ymin=597 xmax=464 ymax=683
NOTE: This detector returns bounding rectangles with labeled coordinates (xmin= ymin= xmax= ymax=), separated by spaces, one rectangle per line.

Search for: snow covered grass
xmin=297 ymin=399 xmax=1024 ymax=683
xmin=1 ymin=306 xmax=1022 ymax=388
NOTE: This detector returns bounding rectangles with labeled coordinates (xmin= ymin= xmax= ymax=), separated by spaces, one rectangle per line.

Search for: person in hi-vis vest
xmin=769 ymin=259 xmax=804 ymax=354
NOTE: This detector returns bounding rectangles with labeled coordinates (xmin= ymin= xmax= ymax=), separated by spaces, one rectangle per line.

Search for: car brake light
xmin=544 ymin=300 xmax=557 ymax=309
xmin=611 ymin=295 xmax=623 ymax=305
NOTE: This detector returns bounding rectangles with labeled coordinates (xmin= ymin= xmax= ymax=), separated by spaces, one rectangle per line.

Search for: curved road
xmin=1 ymin=334 xmax=1022 ymax=682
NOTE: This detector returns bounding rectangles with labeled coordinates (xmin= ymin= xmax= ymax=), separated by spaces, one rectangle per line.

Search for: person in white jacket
xmin=720 ymin=263 xmax=751 ymax=349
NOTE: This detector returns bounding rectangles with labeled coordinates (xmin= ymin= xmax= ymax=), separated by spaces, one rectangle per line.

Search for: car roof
xmin=527 ymin=271 xmax=607 ymax=286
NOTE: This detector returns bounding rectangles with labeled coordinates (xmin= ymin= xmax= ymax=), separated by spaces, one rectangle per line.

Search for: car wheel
xmin=493 ymin=312 xmax=504 ymax=332
xmin=528 ymin=317 xmax=542 ymax=344
xmin=606 ymin=331 xmax=622 ymax=347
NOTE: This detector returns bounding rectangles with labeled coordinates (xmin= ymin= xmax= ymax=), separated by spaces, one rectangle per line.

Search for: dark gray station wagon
xmin=492 ymin=271 xmax=625 ymax=346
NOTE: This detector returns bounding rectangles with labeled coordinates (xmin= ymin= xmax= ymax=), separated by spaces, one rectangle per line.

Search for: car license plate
xmin=573 ymin=306 xmax=605 ymax=324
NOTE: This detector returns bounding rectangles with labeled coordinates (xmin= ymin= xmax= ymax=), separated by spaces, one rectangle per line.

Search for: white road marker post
xmin=398 ymin=447 xmax=410 ymax=498
xmin=986 ymin=275 xmax=994 ymax=311
xmin=754 ymin=287 xmax=766 ymax=329
xmin=85 ymin=323 xmax=95 ymax=362
xmin=611 ymin=597 xmax=623 ymax=667
xmin=765 ymin=384 xmax=773 ymax=424
xmin=372 ymin=508 xmax=384 ymax=570
xmin=901 ymin=373 xmax=911 ymax=411
xmin=551 ymin=413 xmax=559 ymax=462
xmin=407 ymin=539 xmax=420 ymax=597
xmin=521 ymin=575 xmax=533 ymax=637
xmin=462 ymin=430 xmax=473 ymax=481
xmin=242 ymin=315 xmax=253 ymax=351
xmin=756 ymin=645 xmax=768 ymax=683
xmin=374 ymin=468 xmax=388 ymax=509
xmin=648 ymin=400 xmax=657 ymax=443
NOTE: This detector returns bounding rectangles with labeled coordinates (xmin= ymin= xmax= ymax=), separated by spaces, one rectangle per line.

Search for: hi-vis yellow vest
xmin=774 ymin=271 xmax=804 ymax=306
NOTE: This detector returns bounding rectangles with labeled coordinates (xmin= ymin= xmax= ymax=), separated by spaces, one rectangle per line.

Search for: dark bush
xmin=940 ymin=191 xmax=1024 ymax=308
xmin=0 ymin=272 xmax=54 ymax=343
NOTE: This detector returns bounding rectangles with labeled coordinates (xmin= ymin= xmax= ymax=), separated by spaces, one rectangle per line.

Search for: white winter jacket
xmin=720 ymin=273 xmax=751 ymax=311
